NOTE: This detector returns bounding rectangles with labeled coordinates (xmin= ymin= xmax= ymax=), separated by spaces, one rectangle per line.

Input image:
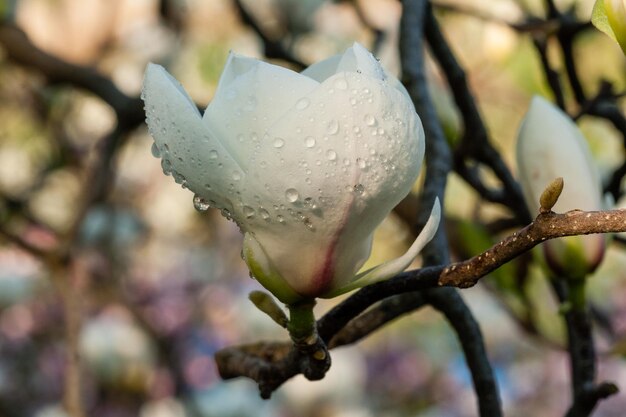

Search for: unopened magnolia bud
xmin=516 ymin=97 xmax=606 ymax=278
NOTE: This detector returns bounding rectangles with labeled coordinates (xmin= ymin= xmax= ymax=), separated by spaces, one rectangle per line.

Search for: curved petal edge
xmin=322 ymin=198 xmax=441 ymax=298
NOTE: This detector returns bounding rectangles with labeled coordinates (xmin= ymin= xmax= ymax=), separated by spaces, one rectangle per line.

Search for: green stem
xmin=287 ymin=300 xmax=317 ymax=343
xmin=569 ymin=279 xmax=587 ymax=312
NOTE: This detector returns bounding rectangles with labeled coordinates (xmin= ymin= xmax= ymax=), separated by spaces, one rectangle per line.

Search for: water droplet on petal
xmin=161 ymin=158 xmax=172 ymax=175
xmin=303 ymin=197 xmax=317 ymax=209
xmin=295 ymin=98 xmax=310 ymax=110
xmin=273 ymin=138 xmax=285 ymax=148
xmin=326 ymin=150 xmax=337 ymax=161
xmin=151 ymin=142 xmax=161 ymax=158
xmin=259 ymin=208 xmax=270 ymax=220
xmin=364 ymin=114 xmax=376 ymax=126
xmin=305 ymin=136 xmax=316 ymax=148
xmin=209 ymin=150 xmax=219 ymax=159
xmin=193 ymin=195 xmax=211 ymax=212
xmin=221 ymin=208 xmax=232 ymax=221
xmin=326 ymin=120 xmax=339 ymax=135
xmin=232 ymin=171 xmax=241 ymax=181
xmin=333 ymin=78 xmax=348 ymax=90
xmin=343 ymin=158 xmax=350 ymax=166
xmin=285 ymin=188 xmax=299 ymax=203
xmin=277 ymin=215 xmax=285 ymax=223
xmin=243 ymin=205 xmax=255 ymax=218
xmin=354 ymin=184 xmax=365 ymax=195
xmin=303 ymin=217 xmax=315 ymax=231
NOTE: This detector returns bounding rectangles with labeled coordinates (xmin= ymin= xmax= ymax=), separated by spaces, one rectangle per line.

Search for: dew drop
xmin=305 ymin=136 xmax=316 ymax=148
xmin=295 ymin=98 xmax=310 ymax=110
xmin=326 ymin=120 xmax=339 ymax=135
xmin=221 ymin=208 xmax=232 ymax=220
xmin=273 ymin=138 xmax=285 ymax=148
xmin=354 ymin=184 xmax=365 ymax=195
xmin=333 ymin=78 xmax=348 ymax=90
xmin=232 ymin=171 xmax=241 ymax=181
xmin=303 ymin=217 xmax=315 ymax=231
xmin=243 ymin=205 xmax=255 ymax=218
xmin=303 ymin=197 xmax=317 ymax=209
xmin=349 ymin=97 xmax=357 ymax=106
xmin=151 ymin=142 xmax=161 ymax=158
xmin=285 ymin=188 xmax=299 ymax=203
xmin=259 ymin=208 xmax=270 ymax=220
xmin=209 ymin=150 xmax=219 ymax=159
xmin=277 ymin=215 xmax=285 ymax=223
xmin=161 ymin=158 xmax=172 ymax=175
xmin=204 ymin=183 xmax=212 ymax=190
xmin=193 ymin=195 xmax=211 ymax=212
xmin=343 ymin=158 xmax=350 ymax=166
xmin=237 ymin=134 xmax=245 ymax=143
xmin=326 ymin=149 xmax=337 ymax=161
xmin=364 ymin=114 xmax=376 ymax=126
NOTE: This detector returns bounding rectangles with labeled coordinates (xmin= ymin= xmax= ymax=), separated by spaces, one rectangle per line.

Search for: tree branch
xmin=0 ymin=23 xmax=144 ymax=127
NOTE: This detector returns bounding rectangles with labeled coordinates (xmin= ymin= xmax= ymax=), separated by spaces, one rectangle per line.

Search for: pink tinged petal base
xmin=322 ymin=198 xmax=441 ymax=298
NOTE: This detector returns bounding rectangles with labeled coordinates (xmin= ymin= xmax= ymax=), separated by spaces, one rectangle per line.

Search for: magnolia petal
xmin=300 ymin=42 xmax=385 ymax=82
xmin=302 ymin=43 xmax=411 ymax=102
xmin=301 ymin=54 xmax=342 ymax=82
xmin=203 ymin=53 xmax=319 ymax=167
xmin=243 ymin=69 xmax=424 ymax=296
xmin=242 ymin=233 xmax=304 ymax=304
xmin=142 ymin=64 xmax=242 ymax=214
xmin=322 ymin=198 xmax=440 ymax=298
xmin=517 ymin=96 xmax=606 ymax=276
xmin=516 ymin=96 xmax=602 ymax=214
xmin=337 ymin=42 xmax=386 ymax=81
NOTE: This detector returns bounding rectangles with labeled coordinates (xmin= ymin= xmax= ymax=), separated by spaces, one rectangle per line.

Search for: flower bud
xmin=592 ymin=0 xmax=626 ymax=54
xmin=516 ymin=96 xmax=606 ymax=278
xmin=142 ymin=43 xmax=440 ymax=302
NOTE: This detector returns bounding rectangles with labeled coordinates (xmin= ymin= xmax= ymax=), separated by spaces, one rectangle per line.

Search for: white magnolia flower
xmin=142 ymin=42 xmax=440 ymax=303
xmin=516 ymin=96 xmax=606 ymax=278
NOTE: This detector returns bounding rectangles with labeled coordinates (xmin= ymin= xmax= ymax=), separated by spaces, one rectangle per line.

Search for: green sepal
xmin=248 ymin=290 xmax=289 ymax=328
xmin=242 ymin=233 xmax=303 ymax=305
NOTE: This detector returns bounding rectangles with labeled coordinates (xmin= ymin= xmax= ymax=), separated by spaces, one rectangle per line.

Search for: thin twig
xmin=0 ymin=23 xmax=144 ymax=126
xmin=423 ymin=6 xmax=530 ymax=223
xmin=232 ymin=0 xmax=306 ymax=70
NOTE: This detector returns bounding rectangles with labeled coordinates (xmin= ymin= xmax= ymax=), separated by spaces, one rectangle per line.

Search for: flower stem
xmin=287 ymin=299 xmax=316 ymax=343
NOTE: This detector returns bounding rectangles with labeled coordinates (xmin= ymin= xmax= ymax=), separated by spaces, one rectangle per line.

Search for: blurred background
xmin=0 ymin=0 xmax=625 ymax=416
